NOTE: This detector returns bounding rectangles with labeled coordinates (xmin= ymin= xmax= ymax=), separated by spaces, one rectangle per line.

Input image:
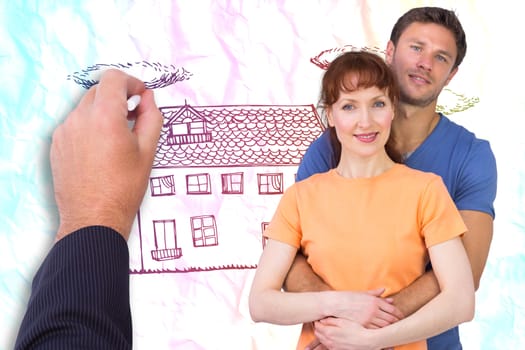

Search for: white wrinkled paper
xmin=1 ymin=1 xmax=523 ymax=349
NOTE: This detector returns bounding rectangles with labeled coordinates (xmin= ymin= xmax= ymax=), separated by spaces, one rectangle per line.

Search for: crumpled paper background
xmin=1 ymin=1 xmax=523 ymax=349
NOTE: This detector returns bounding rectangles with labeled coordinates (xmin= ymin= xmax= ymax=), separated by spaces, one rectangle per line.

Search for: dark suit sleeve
xmin=14 ymin=226 xmax=132 ymax=350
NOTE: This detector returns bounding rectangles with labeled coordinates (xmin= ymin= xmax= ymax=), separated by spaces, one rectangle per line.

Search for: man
xmin=14 ymin=69 xmax=163 ymax=349
xmin=285 ymin=7 xmax=497 ymax=350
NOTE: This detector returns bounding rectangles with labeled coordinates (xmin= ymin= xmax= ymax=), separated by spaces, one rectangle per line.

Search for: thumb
xmin=317 ymin=317 xmax=338 ymax=326
xmin=365 ymin=287 xmax=386 ymax=297
xmin=133 ymin=89 xmax=163 ymax=160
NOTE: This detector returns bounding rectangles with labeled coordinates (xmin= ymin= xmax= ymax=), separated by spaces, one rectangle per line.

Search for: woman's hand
xmin=313 ymin=317 xmax=380 ymax=350
xmin=328 ymin=289 xmax=403 ymax=328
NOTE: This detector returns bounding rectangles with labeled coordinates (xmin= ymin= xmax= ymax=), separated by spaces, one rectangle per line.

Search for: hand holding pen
xmin=51 ymin=69 xmax=163 ymax=241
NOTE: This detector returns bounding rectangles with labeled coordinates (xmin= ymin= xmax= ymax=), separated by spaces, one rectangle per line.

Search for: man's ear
xmin=385 ymin=41 xmax=395 ymax=65
xmin=445 ymin=66 xmax=459 ymax=86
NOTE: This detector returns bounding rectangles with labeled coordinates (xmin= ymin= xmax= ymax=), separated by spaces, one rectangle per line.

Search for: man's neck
xmin=387 ymin=102 xmax=440 ymax=163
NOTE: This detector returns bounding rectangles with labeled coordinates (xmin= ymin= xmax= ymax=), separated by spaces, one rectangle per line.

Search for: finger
xmin=390 ymin=306 xmax=404 ymax=320
xmin=133 ymin=89 xmax=163 ymax=159
xmin=94 ymin=69 xmax=145 ymax=120
xmin=313 ymin=323 xmax=331 ymax=348
xmin=316 ymin=317 xmax=339 ymax=326
xmin=369 ymin=309 xmax=401 ymax=328
xmin=304 ymin=338 xmax=321 ymax=350
xmin=370 ymin=317 xmax=391 ymax=328
xmin=379 ymin=300 xmax=404 ymax=319
xmin=49 ymin=124 xmax=64 ymax=169
xmin=98 ymin=69 xmax=145 ymax=102
xmin=70 ymin=84 xmax=98 ymax=118
xmin=365 ymin=287 xmax=386 ymax=297
xmin=379 ymin=307 xmax=401 ymax=322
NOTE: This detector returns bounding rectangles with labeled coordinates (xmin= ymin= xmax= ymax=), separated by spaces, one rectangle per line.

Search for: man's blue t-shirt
xmin=296 ymin=114 xmax=497 ymax=349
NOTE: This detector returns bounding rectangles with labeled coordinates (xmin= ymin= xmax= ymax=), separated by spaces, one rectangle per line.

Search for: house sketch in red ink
xmin=128 ymin=102 xmax=325 ymax=274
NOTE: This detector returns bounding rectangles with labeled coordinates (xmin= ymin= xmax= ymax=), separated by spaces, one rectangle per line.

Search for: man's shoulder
xmin=434 ymin=115 xmax=494 ymax=158
xmin=296 ymin=129 xmax=334 ymax=182
xmin=439 ymin=115 xmax=490 ymax=145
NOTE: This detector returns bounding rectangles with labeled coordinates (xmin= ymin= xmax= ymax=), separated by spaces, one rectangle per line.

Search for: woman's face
xmin=327 ymin=85 xmax=394 ymax=160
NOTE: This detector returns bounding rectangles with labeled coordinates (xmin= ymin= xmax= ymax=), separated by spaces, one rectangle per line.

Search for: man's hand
xmin=50 ymin=69 xmax=163 ymax=241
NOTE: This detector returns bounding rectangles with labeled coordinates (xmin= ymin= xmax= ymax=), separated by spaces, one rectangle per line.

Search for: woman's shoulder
xmin=293 ymin=169 xmax=338 ymax=196
xmin=392 ymin=163 xmax=444 ymax=184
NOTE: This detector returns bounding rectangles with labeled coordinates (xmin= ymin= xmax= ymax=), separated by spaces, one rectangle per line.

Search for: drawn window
xmin=171 ymin=119 xmax=206 ymax=136
xmin=191 ymin=215 xmax=218 ymax=247
xmin=150 ymin=175 xmax=175 ymax=196
xmin=151 ymin=219 xmax=182 ymax=261
xmin=188 ymin=120 xmax=205 ymax=134
xmin=221 ymin=172 xmax=244 ymax=194
xmin=261 ymin=222 xmax=270 ymax=248
xmin=257 ymin=173 xmax=283 ymax=194
xmin=186 ymin=173 xmax=211 ymax=194
xmin=171 ymin=122 xmax=188 ymax=135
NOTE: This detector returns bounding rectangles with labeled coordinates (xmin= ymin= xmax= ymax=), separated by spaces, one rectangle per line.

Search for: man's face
xmin=385 ymin=22 xmax=458 ymax=108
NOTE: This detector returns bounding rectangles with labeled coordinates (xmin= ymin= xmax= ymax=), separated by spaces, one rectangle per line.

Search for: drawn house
xmin=128 ymin=102 xmax=324 ymax=273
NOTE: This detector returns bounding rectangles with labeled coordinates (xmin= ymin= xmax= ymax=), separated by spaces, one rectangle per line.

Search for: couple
xmin=249 ymin=6 xmax=496 ymax=350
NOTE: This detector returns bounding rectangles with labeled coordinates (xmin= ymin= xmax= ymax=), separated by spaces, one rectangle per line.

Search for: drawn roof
xmin=154 ymin=102 xmax=325 ymax=168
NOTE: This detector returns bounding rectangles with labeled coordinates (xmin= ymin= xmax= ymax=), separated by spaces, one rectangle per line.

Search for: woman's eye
xmin=373 ymin=101 xmax=386 ymax=108
xmin=342 ymin=104 xmax=354 ymax=111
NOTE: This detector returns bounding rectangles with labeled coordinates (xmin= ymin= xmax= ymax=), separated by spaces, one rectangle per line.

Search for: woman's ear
xmin=326 ymin=108 xmax=334 ymax=127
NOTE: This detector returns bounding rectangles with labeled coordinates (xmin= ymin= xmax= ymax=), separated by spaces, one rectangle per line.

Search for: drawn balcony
xmin=167 ymin=132 xmax=212 ymax=146
xmin=151 ymin=247 xmax=182 ymax=261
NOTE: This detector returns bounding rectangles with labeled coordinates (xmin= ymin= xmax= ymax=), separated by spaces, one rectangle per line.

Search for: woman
xmin=249 ymin=51 xmax=474 ymax=350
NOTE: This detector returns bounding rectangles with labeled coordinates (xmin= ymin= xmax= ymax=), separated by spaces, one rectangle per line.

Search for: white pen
xmin=127 ymin=94 xmax=141 ymax=111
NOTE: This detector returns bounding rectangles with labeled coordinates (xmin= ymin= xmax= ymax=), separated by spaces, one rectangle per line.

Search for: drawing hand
xmin=50 ymin=69 xmax=163 ymax=241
